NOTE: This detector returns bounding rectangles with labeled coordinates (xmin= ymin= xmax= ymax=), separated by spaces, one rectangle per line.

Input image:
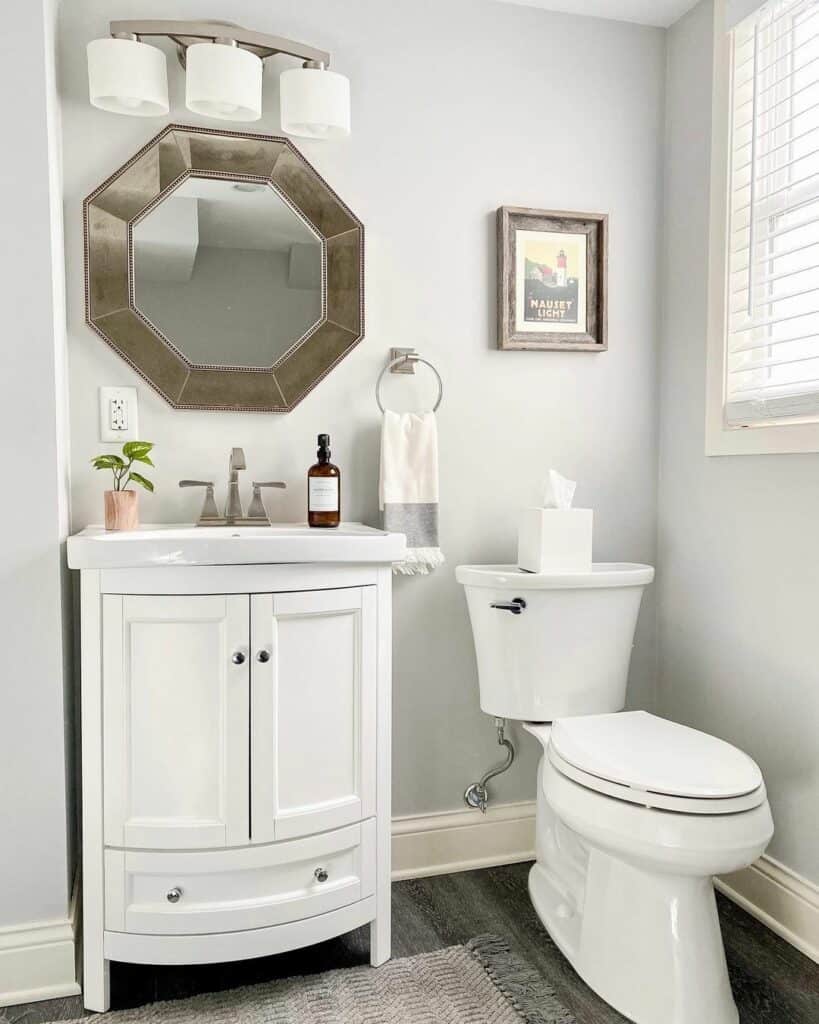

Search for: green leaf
xmin=91 ymin=455 xmax=126 ymax=470
xmin=131 ymin=453 xmax=155 ymax=467
xmin=123 ymin=441 xmax=154 ymax=459
xmin=128 ymin=471 xmax=154 ymax=493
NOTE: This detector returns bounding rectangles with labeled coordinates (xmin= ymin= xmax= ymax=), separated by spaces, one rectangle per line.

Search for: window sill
xmin=705 ymin=418 xmax=819 ymax=456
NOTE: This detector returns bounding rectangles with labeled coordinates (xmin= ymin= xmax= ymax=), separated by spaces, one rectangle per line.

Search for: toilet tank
xmin=455 ymin=564 xmax=654 ymax=721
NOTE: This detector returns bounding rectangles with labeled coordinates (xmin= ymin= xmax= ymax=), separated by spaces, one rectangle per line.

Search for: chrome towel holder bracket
xmin=375 ymin=348 xmax=443 ymax=413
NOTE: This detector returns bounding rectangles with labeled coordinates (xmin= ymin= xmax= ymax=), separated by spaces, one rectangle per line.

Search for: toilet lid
xmin=550 ymin=711 xmax=763 ymax=799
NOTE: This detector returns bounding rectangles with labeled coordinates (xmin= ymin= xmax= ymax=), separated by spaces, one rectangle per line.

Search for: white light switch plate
xmin=99 ymin=386 xmax=139 ymax=442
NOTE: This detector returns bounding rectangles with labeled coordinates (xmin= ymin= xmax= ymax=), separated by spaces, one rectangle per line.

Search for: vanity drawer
xmin=105 ymin=820 xmax=375 ymax=936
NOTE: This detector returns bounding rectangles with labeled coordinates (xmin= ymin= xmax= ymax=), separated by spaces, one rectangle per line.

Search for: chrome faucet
xmin=179 ymin=448 xmax=286 ymax=526
xmin=225 ymin=447 xmax=247 ymax=524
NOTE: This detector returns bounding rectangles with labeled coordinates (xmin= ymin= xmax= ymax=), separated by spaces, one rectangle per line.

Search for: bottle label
xmin=309 ymin=477 xmax=339 ymax=513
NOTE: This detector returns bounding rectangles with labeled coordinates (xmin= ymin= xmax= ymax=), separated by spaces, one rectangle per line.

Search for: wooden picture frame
xmin=497 ymin=206 xmax=608 ymax=351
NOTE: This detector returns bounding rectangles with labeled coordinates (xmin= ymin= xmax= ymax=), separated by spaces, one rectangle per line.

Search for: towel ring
xmin=376 ymin=354 xmax=443 ymax=413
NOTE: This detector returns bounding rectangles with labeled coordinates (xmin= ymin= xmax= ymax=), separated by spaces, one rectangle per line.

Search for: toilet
xmin=456 ymin=563 xmax=773 ymax=1024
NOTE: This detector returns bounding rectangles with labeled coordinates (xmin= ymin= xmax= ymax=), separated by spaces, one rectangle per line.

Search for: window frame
xmin=706 ymin=0 xmax=819 ymax=454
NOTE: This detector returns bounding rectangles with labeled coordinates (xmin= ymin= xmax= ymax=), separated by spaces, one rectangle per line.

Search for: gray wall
xmin=60 ymin=0 xmax=665 ymax=815
xmin=660 ymin=0 xmax=819 ymax=882
xmin=0 ymin=0 xmax=73 ymax=928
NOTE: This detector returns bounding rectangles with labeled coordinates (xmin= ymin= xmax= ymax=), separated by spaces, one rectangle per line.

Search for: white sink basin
xmin=67 ymin=522 xmax=406 ymax=569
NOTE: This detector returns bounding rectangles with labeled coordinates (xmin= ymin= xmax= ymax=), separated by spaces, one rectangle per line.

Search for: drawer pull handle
xmin=314 ymin=867 xmax=329 ymax=883
xmin=166 ymin=887 xmax=183 ymax=904
xmin=231 ymin=652 xmax=246 ymax=665
xmin=257 ymin=650 xmax=271 ymax=663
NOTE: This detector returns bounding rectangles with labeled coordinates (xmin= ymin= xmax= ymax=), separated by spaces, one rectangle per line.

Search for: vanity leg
xmin=370 ymin=912 xmax=391 ymax=967
xmin=371 ymin=568 xmax=392 ymax=968
xmin=369 ymin=781 xmax=392 ymax=966
xmin=369 ymin=820 xmax=392 ymax=966
xmin=83 ymin=955 xmax=110 ymax=1013
xmin=80 ymin=571 xmax=110 ymax=1012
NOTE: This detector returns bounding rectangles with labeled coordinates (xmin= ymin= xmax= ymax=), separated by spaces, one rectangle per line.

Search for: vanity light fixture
xmin=87 ymin=36 xmax=169 ymax=116
xmin=280 ymin=62 xmax=350 ymax=139
xmin=87 ymin=19 xmax=351 ymax=137
xmin=185 ymin=39 xmax=262 ymax=122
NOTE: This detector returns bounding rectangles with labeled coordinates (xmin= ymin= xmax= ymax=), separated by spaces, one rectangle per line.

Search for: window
xmin=707 ymin=0 xmax=819 ymax=454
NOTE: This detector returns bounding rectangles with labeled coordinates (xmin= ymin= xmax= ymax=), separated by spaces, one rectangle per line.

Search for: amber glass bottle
xmin=307 ymin=434 xmax=341 ymax=528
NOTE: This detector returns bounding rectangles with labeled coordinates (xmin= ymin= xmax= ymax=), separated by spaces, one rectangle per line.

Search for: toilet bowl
xmin=455 ymin=564 xmax=774 ymax=1024
xmin=527 ymin=714 xmax=773 ymax=1024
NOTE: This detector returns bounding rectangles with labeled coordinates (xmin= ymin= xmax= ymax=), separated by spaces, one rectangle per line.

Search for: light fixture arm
xmin=109 ymin=19 xmax=331 ymax=68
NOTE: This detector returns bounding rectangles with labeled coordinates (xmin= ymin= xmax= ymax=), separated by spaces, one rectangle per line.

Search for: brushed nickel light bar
xmin=108 ymin=19 xmax=330 ymax=68
xmin=87 ymin=18 xmax=350 ymax=137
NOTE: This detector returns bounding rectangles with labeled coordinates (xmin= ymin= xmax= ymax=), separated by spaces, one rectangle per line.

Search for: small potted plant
xmin=92 ymin=441 xmax=155 ymax=531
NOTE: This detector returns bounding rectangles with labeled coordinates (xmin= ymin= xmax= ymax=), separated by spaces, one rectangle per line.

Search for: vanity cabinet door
xmin=251 ymin=587 xmax=376 ymax=842
xmin=103 ymin=595 xmax=250 ymax=850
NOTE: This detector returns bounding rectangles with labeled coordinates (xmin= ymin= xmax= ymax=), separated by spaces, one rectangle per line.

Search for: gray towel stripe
xmin=383 ymin=503 xmax=439 ymax=549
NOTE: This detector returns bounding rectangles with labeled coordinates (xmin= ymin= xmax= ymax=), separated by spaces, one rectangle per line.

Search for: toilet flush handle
xmin=490 ymin=597 xmax=526 ymax=614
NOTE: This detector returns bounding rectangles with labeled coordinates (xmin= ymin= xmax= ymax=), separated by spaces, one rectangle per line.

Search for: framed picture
xmin=497 ymin=207 xmax=608 ymax=351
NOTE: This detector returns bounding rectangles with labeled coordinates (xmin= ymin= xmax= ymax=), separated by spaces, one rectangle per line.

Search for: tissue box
xmin=518 ymin=508 xmax=593 ymax=574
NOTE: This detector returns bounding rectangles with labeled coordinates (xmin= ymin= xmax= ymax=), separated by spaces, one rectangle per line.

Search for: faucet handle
xmin=179 ymin=480 xmax=220 ymax=523
xmin=247 ymin=481 xmax=287 ymax=522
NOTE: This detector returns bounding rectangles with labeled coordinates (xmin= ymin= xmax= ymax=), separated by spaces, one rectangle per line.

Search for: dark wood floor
xmin=3 ymin=863 xmax=817 ymax=1024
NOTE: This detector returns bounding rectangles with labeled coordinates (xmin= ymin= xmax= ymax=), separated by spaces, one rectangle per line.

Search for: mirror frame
xmin=84 ymin=124 xmax=364 ymax=412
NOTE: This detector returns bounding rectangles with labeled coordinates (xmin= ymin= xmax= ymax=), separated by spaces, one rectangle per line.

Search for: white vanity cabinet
xmin=250 ymin=587 xmax=377 ymax=843
xmin=69 ymin=525 xmax=402 ymax=1013
xmin=103 ymin=594 xmax=251 ymax=851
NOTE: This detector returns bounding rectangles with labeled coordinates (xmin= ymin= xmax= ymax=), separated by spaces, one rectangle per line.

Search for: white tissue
xmin=542 ymin=469 xmax=576 ymax=510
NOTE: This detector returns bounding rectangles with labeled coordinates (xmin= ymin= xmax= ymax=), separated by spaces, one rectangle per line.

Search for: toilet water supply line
xmin=464 ymin=717 xmax=515 ymax=813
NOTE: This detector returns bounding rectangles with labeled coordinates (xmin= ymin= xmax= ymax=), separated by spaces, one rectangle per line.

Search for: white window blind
xmin=726 ymin=0 xmax=819 ymax=426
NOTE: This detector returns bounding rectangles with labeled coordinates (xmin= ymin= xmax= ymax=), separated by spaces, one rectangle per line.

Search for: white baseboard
xmin=716 ymin=855 xmax=819 ymax=964
xmin=0 ymin=875 xmax=80 ymax=1007
xmin=391 ymin=801 xmax=818 ymax=965
xmin=391 ymin=800 xmax=536 ymax=880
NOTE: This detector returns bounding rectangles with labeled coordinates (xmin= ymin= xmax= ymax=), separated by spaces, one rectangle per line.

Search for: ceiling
xmin=494 ymin=0 xmax=700 ymax=28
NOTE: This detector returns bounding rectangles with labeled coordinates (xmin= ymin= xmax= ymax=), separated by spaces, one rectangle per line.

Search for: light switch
xmin=99 ymin=386 xmax=139 ymax=442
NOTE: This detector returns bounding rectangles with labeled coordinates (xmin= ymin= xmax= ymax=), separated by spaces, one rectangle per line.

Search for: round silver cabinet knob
xmin=166 ymin=887 xmax=183 ymax=904
xmin=257 ymin=650 xmax=271 ymax=663
xmin=314 ymin=867 xmax=329 ymax=883
xmin=231 ymin=652 xmax=246 ymax=665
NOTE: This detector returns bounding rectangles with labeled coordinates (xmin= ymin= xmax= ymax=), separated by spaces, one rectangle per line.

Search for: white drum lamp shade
xmin=87 ymin=37 xmax=169 ymax=116
xmin=280 ymin=67 xmax=351 ymax=139
xmin=185 ymin=43 xmax=262 ymax=121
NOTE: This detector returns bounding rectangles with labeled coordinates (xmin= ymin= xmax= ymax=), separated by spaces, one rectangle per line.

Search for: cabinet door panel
xmin=104 ymin=595 xmax=249 ymax=849
xmin=251 ymin=587 xmax=376 ymax=842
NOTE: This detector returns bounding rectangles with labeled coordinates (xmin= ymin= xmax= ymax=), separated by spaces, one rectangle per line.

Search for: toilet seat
xmin=545 ymin=711 xmax=766 ymax=815
xmin=547 ymin=746 xmax=766 ymax=814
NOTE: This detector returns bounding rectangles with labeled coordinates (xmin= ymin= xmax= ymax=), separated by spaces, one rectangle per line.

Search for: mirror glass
xmin=133 ymin=177 xmax=323 ymax=369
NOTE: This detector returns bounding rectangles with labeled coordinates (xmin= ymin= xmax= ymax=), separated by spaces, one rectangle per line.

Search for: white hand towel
xmin=379 ymin=411 xmax=444 ymax=575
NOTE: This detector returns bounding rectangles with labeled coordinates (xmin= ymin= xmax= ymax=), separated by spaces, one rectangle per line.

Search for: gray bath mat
xmin=51 ymin=935 xmax=574 ymax=1023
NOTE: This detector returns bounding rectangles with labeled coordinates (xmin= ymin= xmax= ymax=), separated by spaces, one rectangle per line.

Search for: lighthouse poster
xmin=498 ymin=207 xmax=607 ymax=351
xmin=514 ymin=229 xmax=587 ymax=335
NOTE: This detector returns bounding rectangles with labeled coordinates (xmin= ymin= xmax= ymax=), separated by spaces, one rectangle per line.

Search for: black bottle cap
xmin=317 ymin=433 xmax=330 ymax=447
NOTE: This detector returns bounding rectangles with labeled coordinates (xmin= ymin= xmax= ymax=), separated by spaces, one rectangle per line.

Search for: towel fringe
xmin=393 ymin=547 xmax=446 ymax=576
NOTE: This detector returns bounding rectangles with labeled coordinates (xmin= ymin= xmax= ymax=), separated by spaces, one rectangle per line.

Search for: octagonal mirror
xmin=133 ymin=178 xmax=323 ymax=370
xmin=84 ymin=125 xmax=363 ymax=412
